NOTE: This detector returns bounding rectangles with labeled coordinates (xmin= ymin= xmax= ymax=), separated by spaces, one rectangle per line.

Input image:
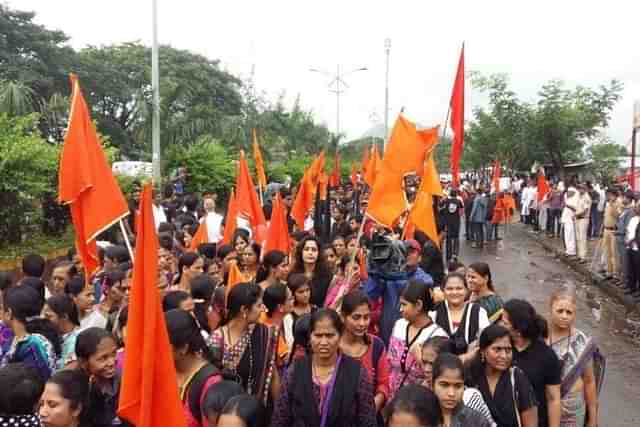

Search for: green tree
xmin=587 ymin=137 xmax=627 ymax=185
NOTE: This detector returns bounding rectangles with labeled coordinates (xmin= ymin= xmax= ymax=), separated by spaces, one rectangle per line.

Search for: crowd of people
xmin=0 ymin=173 xmax=610 ymax=427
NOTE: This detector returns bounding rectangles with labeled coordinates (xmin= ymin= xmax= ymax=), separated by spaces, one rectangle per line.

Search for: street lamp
xmin=309 ymin=65 xmax=368 ymax=141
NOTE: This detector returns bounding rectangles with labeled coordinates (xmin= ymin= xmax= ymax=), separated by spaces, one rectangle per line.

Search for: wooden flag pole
xmin=119 ymin=219 xmax=135 ymax=262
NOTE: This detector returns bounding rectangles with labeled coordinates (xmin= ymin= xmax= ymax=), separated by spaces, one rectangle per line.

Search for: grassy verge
xmin=0 ymin=228 xmax=74 ymax=271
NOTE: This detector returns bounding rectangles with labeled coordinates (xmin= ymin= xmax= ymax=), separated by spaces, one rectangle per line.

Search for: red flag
xmin=222 ymin=189 xmax=238 ymax=245
xmin=329 ymin=153 xmax=341 ymax=187
xmin=264 ymin=193 xmax=291 ymax=255
xmin=291 ymin=169 xmax=314 ymax=230
xmin=235 ymin=150 xmax=267 ymax=243
xmin=189 ymin=221 xmax=208 ymax=251
xmin=449 ymin=44 xmax=465 ymax=188
xmin=118 ymin=183 xmax=187 ymax=427
xmin=492 ymin=160 xmax=501 ymax=192
xmin=58 ymin=75 xmax=129 ymax=277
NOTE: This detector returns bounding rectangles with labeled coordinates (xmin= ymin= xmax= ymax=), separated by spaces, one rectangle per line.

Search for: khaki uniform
xmin=575 ymin=193 xmax=592 ymax=260
xmin=602 ymin=200 xmax=622 ymax=274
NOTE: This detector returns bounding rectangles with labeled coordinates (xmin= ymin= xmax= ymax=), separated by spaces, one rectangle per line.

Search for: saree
xmin=0 ymin=333 xmax=56 ymax=380
xmin=551 ymin=329 xmax=606 ymax=427
xmin=474 ymin=294 xmax=504 ymax=323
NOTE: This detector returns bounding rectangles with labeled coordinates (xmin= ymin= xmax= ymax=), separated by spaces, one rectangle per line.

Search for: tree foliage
xmin=587 ymin=136 xmax=627 ymax=185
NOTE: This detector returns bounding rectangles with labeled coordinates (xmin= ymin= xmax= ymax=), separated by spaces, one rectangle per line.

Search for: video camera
xmin=369 ymin=233 xmax=407 ymax=274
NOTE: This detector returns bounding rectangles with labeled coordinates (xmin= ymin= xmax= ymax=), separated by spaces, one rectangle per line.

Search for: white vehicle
xmin=112 ymin=161 xmax=152 ymax=177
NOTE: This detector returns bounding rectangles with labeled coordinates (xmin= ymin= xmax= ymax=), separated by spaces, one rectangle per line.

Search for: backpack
xmin=187 ymin=364 xmax=220 ymax=421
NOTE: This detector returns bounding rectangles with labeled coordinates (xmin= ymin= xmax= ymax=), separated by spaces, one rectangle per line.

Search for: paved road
xmin=458 ymin=223 xmax=640 ymax=426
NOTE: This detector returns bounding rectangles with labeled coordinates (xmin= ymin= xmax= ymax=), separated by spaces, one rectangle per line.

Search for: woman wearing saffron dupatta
xmin=209 ymin=282 xmax=281 ymax=412
xmin=545 ymin=287 xmax=604 ymax=427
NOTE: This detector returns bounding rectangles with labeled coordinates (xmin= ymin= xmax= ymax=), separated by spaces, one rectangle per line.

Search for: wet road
xmin=458 ymin=223 xmax=640 ymax=426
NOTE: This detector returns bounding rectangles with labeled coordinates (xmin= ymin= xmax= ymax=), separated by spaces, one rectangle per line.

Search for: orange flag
xmin=350 ymin=164 xmax=358 ymax=187
xmin=235 ymin=150 xmax=267 ymax=243
xmin=361 ymin=145 xmax=370 ymax=174
xmin=189 ymin=221 xmax=208 ymax=251
xmin=318 ymin=171 xmax=328 ymax=200
xmin=537 ymin=172 xmax=551 ymax=202
xmin=252 ymin=129 xmax=267 ymax=191
xmin=308 ymin=151 xmax=326 ymax=185
xmin=59 ymin=75 xmax=129 ymax=277
xmin=118 ymin=183 xmax=187 ymax=427
xmin=291 ymin=169 xmax=314 ymax=230
xmin=225 ymin=260 xmax=244 ymax=305
xmin=450 ymin=44 xmax=465 ymax=188
xmin=416 ymin=128 xmax=443 ymax=196
xmin=408 ymin=190 xmax=440 ymax=249
xmin=492 ymin=160 xmax=501 ymax=192
xmin=264 ymin=193 xmax=291 ymax=255
xmin=329 ymin=153 xmax=341 ymax=187
xmin=222 ymin=189 xmax=238 ymax=245
xmin=367 ymin=115 xmax=431 ymax=228
xmin=363 ymin=145 xmax=382 ymax=187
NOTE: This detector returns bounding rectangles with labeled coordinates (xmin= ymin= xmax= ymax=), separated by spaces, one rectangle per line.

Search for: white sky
xmin=11 ymin=0 xmax=640 ymax=148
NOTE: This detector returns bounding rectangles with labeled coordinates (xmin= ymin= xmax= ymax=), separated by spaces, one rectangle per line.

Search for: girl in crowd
xmin=232 ymin=229 xmax=250 ymax=255
xmin=159 ymin=247 xmax=179 ymax=286
xmin=324 ymin=255 xmax=361 ymax=309
xmin=322 ymin=244 xmax=339 ymax=275
xmin=431 ymin=273 xmax=490 ymax=361
xmin=96 ymin=269 xmax=129 ymax=331
xmin=217 ymin=245 xmax=237 ymax=276
xmin=204 ymin=258 xmax=224 ymax=288
xmin=388 ymin=279 xmax=448 ymax=398
xmin=75 ymin=327 xmax=125 ymax=427
xmin=1 ymin=286 xmax=59 ymax=380
xmin=502 ymin=299 xmax=562 ymax=427
xmin=191 ymin=274 xmax=215 ymax=334
xmin=210 ymin=283 xmax=280 ymax=409
xmin=261 ymin=283 xmax=295 ymax=367
xmin=431 ymin=353 xmax=493 ymax=427
xmin=42 ymin=295 xmax=80 ymax=370
xmin=163 ymin=291 xmax=195 ymax=313
xmin=39 ymin=369 xmax=91 ymax=427
xmin=466 ymin=262 xmax=504 ymax=323
xmin=339 ymin=290 xmax=390 ymax=414
xmin=257 ymin=250 xmax=288 ymax=292
xmin=218 ymin=395 xmax=264 ymax=427
xmin=239 ymin=243 xmax=261 ymax=283
xmin=165 ymin=309 xmax=222 ymax=427
xmin=0 ymin=363 xmax=44 ymax=426
xmin=64 ymin=276 xmax=100 ymax=330
xmin=271 ymin=308 xmax=377 ymax=427
xmin=420 ymin=337 xmax=495 ymax=425
xmin=546 ymin=288 xmax=602 ymax=427
xmin=345 ymin=234 xmax=359 ymax=257
xmin=175 ymin=252 xmax=205 ymax=292
xmin=113 ymin=306 xmax=128 ymax=372
xmin=384 ymin=384 xmax=442 ymax=427
xmin=467 ymin=324 xmax=538 ymax=427
xmin=289 ymin=236 xmax=332 ymax=308
xmin=285 ymin=273 xmax=317 ymax=326
xmin=48 ymin=261 xmax=76 ymax=298
xmin=331 ymin=235 xmax=347 ymax=259
xmin=202 ymin=380 xmax=245 ymax=427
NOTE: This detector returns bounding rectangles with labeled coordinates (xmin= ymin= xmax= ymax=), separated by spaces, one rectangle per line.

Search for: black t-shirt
xmin=512 ymin=339 xmax=562 ymax=427
xmin=442 ymin=197 xmax=463 ymax=227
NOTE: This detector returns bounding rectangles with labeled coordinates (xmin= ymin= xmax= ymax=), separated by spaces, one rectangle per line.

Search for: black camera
xmin=369 ymin=233 xmax=407 ymax=274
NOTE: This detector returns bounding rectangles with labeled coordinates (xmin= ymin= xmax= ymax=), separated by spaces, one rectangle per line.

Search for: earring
xmin=480 ymin=353 xmax=485 ymax=363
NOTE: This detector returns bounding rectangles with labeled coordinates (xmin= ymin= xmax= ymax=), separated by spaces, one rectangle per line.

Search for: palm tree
xmin=0 ymin=80 xmax=36 ymax=116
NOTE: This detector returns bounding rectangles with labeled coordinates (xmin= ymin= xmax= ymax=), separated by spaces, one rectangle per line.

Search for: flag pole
xmin=119 ymin=219 xmax=135 ymax=262
xmin=151 ymin=0 xmax=161 ymax=185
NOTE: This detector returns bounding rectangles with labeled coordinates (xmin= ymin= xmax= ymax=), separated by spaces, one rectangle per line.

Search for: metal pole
xmin=384 ymin=38 xmax=391 ymax=152
xmin=336 ymin=64 xmax=341 ymax=139
xmin=151 ymin=0 xmax=161 ymax=185
xmin=632 ymin=128 xmax=637 ymax=190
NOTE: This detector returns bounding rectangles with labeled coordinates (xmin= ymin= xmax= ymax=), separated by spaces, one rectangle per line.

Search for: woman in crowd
xmin=339 ymin=290 xmax=390 ymax=414
xmin=64 ymin=276 xmax=100 ymax=330
xmin=210 ymin=283 xmax=280 ymax=409
xmin=159 ymin=246 xmax=179 ymax=286
xmin=384 ymin=384 xmax=442 ymax=427
xmin=502 ymin=299 xmax=562 ymax=427
xmin=256 ymin=250 xmax=288 ymax=292
xmin=467 ymin=324 xmax=538 ymax=427
xmin=431 ymin=273 xmax=490 ymax=360
xmin=96 ymin=269 xmax=129 ymax=332
xmin=218 ymin=395 xmax=264 ymax=427
xmin=0 ymin=363 xmax=44 ymax=426
xmin=239 ymin=243 xmax=261 ymax=283
xmin=466 ymin=262 xmax=504 ymax=323
xmin=324 ymin=255 xmax=361 ymax=309
xmin=1 ymin=286 xmax=59 ymax=380
xmin=388 ymin=279 xmax=448 ymax=398
xmin=204 ymin=258 xmax=224 ymax=288
xmin=285 ymin=273 xmax=317 ymax=327
xmin=331 ymin=235 xmax=347 ymax=259
xmin=202 ymin=380 xmax=245 ymax=427
xmin=322 ymin=244 xmax=339 ymax=275
xmin=75 ymin=327 xmax=125 ymax=427
xmin=271 ymin=308 xmax=377 ymax=427
xmin=261 ymin=283 xmax=295 ymax=366
xmin=431 ymin=353 xmax=493 ymax=427
xmin=420 ymin=337 xmax=495 ymax=425
xmin=175 ymin=252 xmax=205 ymax=292
xmin=165 ymin=309 xmax=222 ymax=427
xmin=191 ymin=274 xmax=215 ymax=334
xmin=42 ymin=295 xmax=80 ymax=370
xmin=39 ymin=369 xmax=91 ymax=427
xmin=163 ymin=290 xmax=195 ymax=313
xmin=48 ymin=261 xmax=76 ymax=298
xmin=290 ymin=236 xmax=333 ymax=307
xmin=232 ymin=229 xmax=250 ymax=255
xmin=545 ymin=288 xmax=602 ymax=427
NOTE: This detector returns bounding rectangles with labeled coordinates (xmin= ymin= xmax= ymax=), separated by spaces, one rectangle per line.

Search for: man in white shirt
xmin=152 ymin=192 xmax=167 ymax=229
xmin=561 ymin=186 xmax=579 ymax=257
xmin=575 ymin=184 xmax=592 ymax=262
xmin=624 ymin=203 xmax=640 ymax=297
xmin=203 ymin=197 xmax=223 ymax=243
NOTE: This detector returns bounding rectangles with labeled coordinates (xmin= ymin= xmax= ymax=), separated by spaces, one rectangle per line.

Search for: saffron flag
xmin=308 ymin=151 xmax=326 ymax=185
xmin=350 ymin=164 xmax=358 ymax=187
xmin=252 ymin=129 xmax=267 ymax=191
xmin=537 ymin=172 xmax=551 ymax=202
xmin=264 ymin=193 xmax=291 ymax=255
xmin=189 ymin=221 xmax=208 ymax=251
xmin=235 ymin=150 xmax=267 ymax=243
xmin=118 ymin=183 xmax=187 ymax=427
xmin=225 ymin=260 xmax=244 ymax=305
xmin=222 ymin=189 xmax=238 ymax=245
xmin=416 ymin=127 xmax=444 ymax=196
xmin=449 ymin=44 xmax=465 ymax=188
xmin=361 ymin=145 xmax=370 ymax=174
xmin=329 ymin=153 xmax=341 ymax=187
xmin=407 ymin=190 xmax=440 ymax=249
xmin=58 ymin=75 xmax=129 ymax=277
xmin=492 ymin=160 xmax=501 ymax=192
xmin=363 ymin=144 xmax=382 ymax=187
xmin=291 ymin=169 xmax=315 ymax=230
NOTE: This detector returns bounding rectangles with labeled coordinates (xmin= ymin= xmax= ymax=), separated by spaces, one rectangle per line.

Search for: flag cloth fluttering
xmin=225 ymin=260 xmax=244 ymax=305
xmin=329 ymin=153 xmax=341 ymax=187
xmin=189 ymin=221 xmax=208 ymax=251
xmin=361 ymin=145 xmax=370 ymax=175
xmin=118 ymin=183 xmax=187 ymax=427
xmin=291 ymin=168 xmax=315 ymax=230
xmin=350 ymin=164 xmax=358 ymax=187
xmin=363 ymin=144 xmax=382 ymax=187
xmin=492 ymin=160 xmax=501 ymax=192
xmin=252 ymin=129 xmax=267 ymax=191
xmin=222 ymin=189 xmax=238 ymax=245
xmin=58 ymin=74 xmax=129 ymax=277
xmin=537 ymin=170 xmax=551 ymax=202
xmin=449 ymin=44 xmax=465 ymax=188
xmin=235 ymin=150 xmax=267 ymax=243
xmin=416 ymin=128 xmax=444 ymax=196
xmin=264 ymin=193 xmax=291 ymax=255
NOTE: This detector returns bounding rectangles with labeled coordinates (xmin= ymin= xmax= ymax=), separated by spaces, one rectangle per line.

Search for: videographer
xmin=363 ymin=235 xmax=434 ymax=346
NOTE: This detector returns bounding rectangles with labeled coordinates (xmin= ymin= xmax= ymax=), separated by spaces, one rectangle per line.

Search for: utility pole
xmin=384 ymin=38 xmax=391 ymax=151
xmin=151 ymin=0 xmax=161 ymax=185
xmin=633 ymin=100 xmax=640 ymax=190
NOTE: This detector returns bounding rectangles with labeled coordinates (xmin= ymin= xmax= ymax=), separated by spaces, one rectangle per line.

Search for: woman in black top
xmin=502 ymin=299 xmax=562 ymax=427
xmin=289 ymin=236 xmax=332 ymax=308
xmin=467 ymin=324 xmax=538 ymax=427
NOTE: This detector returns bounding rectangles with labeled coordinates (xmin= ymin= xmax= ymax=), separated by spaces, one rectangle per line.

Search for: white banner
xmin=634 ymin=100 xmax=640 ymax=129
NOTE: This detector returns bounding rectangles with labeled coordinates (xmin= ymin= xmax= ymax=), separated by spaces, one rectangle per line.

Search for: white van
xmin=112 ymin=161 xmax=152 ymax=177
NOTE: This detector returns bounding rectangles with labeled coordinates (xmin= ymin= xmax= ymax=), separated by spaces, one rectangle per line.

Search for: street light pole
xmin=151 ymin=0 xmax=161 ymax=185
xmin=384 ymin=38 xmax=391 ymax=151
xmin=336 ymin=64 xmax=340 ymax=137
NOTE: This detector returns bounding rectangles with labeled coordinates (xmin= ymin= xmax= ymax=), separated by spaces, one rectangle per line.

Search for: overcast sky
xmin=11 ymin=0 xmax=640 ymax=150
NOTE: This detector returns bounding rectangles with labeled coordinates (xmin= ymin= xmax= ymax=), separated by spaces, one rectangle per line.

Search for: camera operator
xmin=363 ymin=235 xmax=435 ymax=346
